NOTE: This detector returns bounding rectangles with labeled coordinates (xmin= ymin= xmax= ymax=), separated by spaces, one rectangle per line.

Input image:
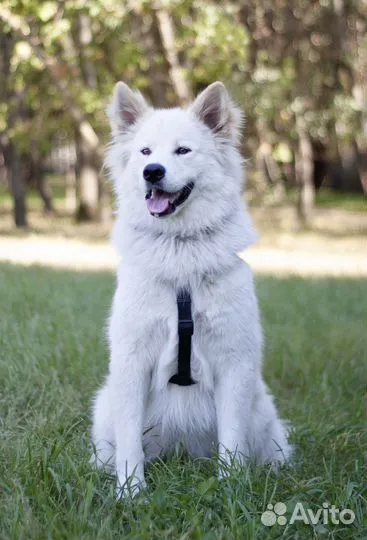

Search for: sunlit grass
xmin=0 ymin=263 xmax=365 ymax=539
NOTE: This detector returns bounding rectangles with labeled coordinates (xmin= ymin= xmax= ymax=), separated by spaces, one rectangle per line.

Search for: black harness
xmin=169 ymin=290 xmax=196 ymax=386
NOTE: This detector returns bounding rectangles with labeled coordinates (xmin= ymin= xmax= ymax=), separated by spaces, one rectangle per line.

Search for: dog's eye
xmin=175 ymin=147 xmax=191 ymax=155
xmin=141 ymin=148 xmax=151 ymax=156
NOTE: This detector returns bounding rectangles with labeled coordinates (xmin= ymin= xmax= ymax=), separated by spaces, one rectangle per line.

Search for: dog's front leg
xmin=215 ymin=363 xmax=254 ymax=476
xmin=110 ymin=359 xmax=150 ymax=499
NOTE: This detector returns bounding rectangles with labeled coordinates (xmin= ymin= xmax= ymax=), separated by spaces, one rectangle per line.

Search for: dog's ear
xmin=190 ymin=82 xmax=243 ymax=144
xmin=108 ymin=82 xmax=149 ymax=135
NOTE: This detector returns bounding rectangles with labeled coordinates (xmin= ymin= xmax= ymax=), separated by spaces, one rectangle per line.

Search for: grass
xmin=315 ymin=189 xmax=366 ymax=213
xmin=1 ymin=180 xmax=366 ymax=213
xmin=248 ymin=186 xmax=366 ymax=214
xmin=0 ymin=176 xmax=66 ymax=208
xmin=0 ymin=263 xmax=366 ymax=539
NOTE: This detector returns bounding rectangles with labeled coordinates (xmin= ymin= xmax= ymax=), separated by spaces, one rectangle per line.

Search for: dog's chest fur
xmin=111 ymin=246 xmax=261 ymax=457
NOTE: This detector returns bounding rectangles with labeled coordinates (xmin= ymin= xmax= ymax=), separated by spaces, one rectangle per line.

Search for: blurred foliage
xmin=0 ymin=0 xmax=366 ymax=206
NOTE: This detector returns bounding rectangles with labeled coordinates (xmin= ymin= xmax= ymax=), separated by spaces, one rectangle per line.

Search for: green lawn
xmin=1 ymin=182 xmax=366 ymax=213
xmin=315 ymin=189 xmax=366 ymax=213
xmin=0 ymin=263 xmax=366 ymax=539
xmin=0 ymin=176 xmax=66 ymax=208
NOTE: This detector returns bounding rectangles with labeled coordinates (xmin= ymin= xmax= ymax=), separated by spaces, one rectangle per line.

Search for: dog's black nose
xmin=143 ymin=163 xmax=166 ymax=184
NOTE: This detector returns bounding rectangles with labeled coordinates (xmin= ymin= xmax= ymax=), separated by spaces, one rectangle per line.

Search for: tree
xmin=0 ymin=0 xmax=365 ymax=230
xmin=0 ymin=4 xmax=102 ymax=222
xmin=0 ymin=25 xmax=27 ymax=226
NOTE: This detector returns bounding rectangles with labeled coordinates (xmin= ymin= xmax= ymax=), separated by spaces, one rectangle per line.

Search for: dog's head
xmin=106 ymin=82 xmax=244 ymax=230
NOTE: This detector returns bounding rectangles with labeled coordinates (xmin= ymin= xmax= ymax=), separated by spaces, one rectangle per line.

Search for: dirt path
xmin=0 ymin=206 xmax=366 ymax=276
xmin=0 ymin=232 xmax=366 ymax=277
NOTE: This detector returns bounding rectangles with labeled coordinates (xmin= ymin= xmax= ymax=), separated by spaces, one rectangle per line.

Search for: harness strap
xmin=169 ymin=289 xmax=196 ymax=386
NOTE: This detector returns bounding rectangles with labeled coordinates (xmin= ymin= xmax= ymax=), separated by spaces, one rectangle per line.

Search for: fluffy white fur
xmin=92 ymin=81 xmax=291 ymax=497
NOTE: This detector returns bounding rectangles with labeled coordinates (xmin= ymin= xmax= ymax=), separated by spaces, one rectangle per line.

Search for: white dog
xmin=91 ymin=81 xmax=291 ymax=497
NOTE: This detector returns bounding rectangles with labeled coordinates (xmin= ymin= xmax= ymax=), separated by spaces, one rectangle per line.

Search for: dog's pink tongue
xmin=147 ymin=191 xmax=171 ymax=214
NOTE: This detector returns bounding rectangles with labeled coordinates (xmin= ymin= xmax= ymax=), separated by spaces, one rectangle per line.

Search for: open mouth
xmin=145 ymin=182 xmax=194 ymax=217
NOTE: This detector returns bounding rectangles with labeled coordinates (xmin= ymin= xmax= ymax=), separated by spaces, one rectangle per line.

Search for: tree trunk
xmin=296 ymin=123 xmax=315 ymax=226
xmin=65 ymin=169 xmax=77 ymax=212
xmin=0 ymin=24 xmax=26 ymax=226
xmin=75 ymin=130 xmax=100 ymax=221
xmin=36 ymin=174 xmax=54 ymax=214
xmin=5 ymin=85 xmax=28 ymax=227
xmin=8 ymin=144 xmax=27 ymax=227
xmin=30 ymin=143 xmax=54 ymax=214
xmin=256 ymin=135 xmax=285 ymax=203
xmin=130 ymin=8 xmax=170 ymax=107
xmin=352 ymin=140 xmax=367 ymax=193
xmin=154 ymin=4 xmax=192 ymax=106
xmin=77 ymin=14 xmax=97 ymax=89
xmin=74 ymin=13 xmax=101 ymax=221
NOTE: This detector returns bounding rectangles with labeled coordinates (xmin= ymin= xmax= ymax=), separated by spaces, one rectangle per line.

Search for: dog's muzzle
xmin=145 ymin=182 xmax=194 ymax=217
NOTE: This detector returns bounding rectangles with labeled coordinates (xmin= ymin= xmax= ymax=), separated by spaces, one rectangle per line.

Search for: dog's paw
xmin=217 ymin=447 xmax=246 ymax=480
xmin=90 ymin=452 xmax=115 ymax=473
xmin=115 ymin=478 xmax=147 ymax=500
xmin=90 ymin=440 xmax=115 ymax=472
